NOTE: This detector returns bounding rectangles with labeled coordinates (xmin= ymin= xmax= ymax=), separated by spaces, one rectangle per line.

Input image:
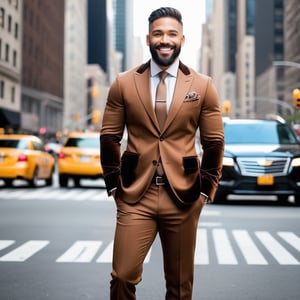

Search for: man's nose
xmin=161 ymin=34 xmax=169 ymax=43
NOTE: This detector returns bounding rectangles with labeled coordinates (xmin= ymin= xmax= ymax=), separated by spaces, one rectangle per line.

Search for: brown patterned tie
xmin=155 ymin=71 xmax=168 ymax=176
xmin=155 ymin=71 xmax=168 ymax=131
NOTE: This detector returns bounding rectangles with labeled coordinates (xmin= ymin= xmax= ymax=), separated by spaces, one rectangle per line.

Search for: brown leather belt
xmin=151 ymin=175 xmax=166 ymax=185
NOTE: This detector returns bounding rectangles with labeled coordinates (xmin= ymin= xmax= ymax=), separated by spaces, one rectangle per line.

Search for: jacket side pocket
xmin=121 ymin=151 xmax=140 ymax=187
xmin=183 ymin=156 xmax=199 ymax=175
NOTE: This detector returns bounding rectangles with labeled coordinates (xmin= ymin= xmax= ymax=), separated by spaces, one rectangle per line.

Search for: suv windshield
xmin=64 ymin=138 xmax=99 ymax=148
xmin=224 ymin=122 xmax=298 ymax=145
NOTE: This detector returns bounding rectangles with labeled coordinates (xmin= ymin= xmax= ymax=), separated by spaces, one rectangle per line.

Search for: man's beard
xmin=149 ymin=44 xmax=181 ymax=67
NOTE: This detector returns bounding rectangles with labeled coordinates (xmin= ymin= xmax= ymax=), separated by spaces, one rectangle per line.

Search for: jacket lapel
xmin=134 ymin=61 xmax=193 ymax=133
xmin=163 ymin=69 xmax=193 ymax=131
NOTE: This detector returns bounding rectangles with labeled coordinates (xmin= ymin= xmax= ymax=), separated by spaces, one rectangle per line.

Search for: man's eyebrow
xmin=151 ymin=29 xmax=179 ymax=34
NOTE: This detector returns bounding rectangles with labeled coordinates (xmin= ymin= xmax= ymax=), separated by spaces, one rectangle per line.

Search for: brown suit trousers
xmin=110 ymin=183 xmax=204 ymax=300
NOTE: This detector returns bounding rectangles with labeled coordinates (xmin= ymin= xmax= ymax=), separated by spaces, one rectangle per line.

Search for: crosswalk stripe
xmin=37 ymin=189 xmax=63 ymax=200
xmin=58 ymin=189 xmax=86 ymax=200
xmin=96 ymin=241 xmax=113 ymax=263
xmin=15 ymin=190 xmax=40 ymax=200
xmin=56 ymin=241 xmax=102 ymax=263
xmin=256 ymin=231 xmax=299 ymax=265
xmin=144 ymin=247 xmax=152 ymax=263
xmin=0 ymin=189 xmax=115 ymax=202
xmin=277 ymin=231 xmax=300 ymax=252
xmin=232 ymin=230 xmax=268 ymax=265
xmin=195 ymin=229 xmax=209 ymax=264
xmin=0 ymin=240 xmax=15 ymax=251
xmin=213 ymin=229 xmax=238 ymax=264
xmin=0 ymin=231 xmax=299 ymax=265
xmin=73 ymin=189 xmax=101 ymax=201
xmin=0 ymin=240 xmax=49 ymax=262
xmin=1 ymin=190 xmax=28 ymax=198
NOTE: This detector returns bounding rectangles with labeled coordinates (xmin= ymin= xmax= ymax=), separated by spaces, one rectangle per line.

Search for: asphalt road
xmin=0 ymin=178 xmax=299 ymax=300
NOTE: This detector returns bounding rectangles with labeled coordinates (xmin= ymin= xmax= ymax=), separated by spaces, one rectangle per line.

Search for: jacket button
xmin=152 ymin=160 xmax=157 ymax=166
xmin=160 ymin=136 xmax=164 ymax=141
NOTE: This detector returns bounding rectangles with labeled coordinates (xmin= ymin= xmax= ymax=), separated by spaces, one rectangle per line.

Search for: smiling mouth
xmin=156 ymin=45 xmax=175 ymax=54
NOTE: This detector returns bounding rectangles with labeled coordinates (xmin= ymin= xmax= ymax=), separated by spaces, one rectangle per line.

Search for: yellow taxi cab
xmin=57 ymin=131 xmax=103 ymax=187
xmin=0 ymin=134 xmax=55 ymax=187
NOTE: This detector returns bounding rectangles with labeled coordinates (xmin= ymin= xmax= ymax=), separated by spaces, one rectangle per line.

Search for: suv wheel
xmin=59 ymin=174 xmax=68 ymax=187
xmin=73 ymin=177 xmax=81 ymax=187
xmin=45 ymin=168 xmax=54 ymax=186
xmin=294 ymin=194 xmax=300 ymax=206
xmin=4 ymin=179 xmax=13 ymax=187
xmin=28 ymin=168 xmax=39 ymax=187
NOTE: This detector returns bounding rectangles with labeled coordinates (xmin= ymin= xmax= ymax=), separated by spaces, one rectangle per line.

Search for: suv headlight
xmin=291 ymin=157 xmax=300 ymax=167
xmin=223 ymin=157 xmax=235 ymax=167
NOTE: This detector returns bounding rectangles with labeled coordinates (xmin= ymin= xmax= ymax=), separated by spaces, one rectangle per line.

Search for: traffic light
xmin=90 ymin=85 xmax=99 ymax=99
xmin=293 ymin=88 xmax=300 ymax=109
xmin=91 ymin=110 xmax=101 ymax=124
xmin=222 ymin=100 xmax=231 ymax=115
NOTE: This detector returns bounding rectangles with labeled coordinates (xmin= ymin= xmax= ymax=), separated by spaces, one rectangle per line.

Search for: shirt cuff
xmin=200 ymin=192 xmax=208 ymax=199
xmin=109 ymin=187 xmax=117 ymax=195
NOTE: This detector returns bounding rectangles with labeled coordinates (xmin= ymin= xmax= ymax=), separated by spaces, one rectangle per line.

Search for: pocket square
xmin=184 ymin=91 xmax=200 ymax=102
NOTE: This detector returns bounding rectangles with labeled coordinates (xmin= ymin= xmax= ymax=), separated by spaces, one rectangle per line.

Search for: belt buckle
xmin=155 ymin=176 xmax=165 ymax=186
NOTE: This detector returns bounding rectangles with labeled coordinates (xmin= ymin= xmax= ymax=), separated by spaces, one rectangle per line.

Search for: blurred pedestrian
xmin=100 ymin=7 xmax=224 ymax=300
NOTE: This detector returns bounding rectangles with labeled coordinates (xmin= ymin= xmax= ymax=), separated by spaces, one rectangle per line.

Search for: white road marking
xmin=277 ymin=231 xmax=300 ymax=251
xmin=195 ymin=229 xmax=209 ymax=264
xmin=0 ymin=231 xmax=299 ymax=265
xmin=0 ymin=240 xmax=49 ymax=262
xmin=232 ymin=230 xmax=268 ymax=265
xmin=56 ymin=241 xmax=103 ymax=263
xmin=96 ymin=241 xmax=113 ymax=263
xmin=256 ymin=231 xmax=299 ymax=265
xmin=0 ymin=240 xmax=15 ymax=251
xmin=213 ymin=229 xmax=238 ymax=264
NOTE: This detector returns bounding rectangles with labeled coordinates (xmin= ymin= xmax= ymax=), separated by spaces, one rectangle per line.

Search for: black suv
xmin=214 ymin=118 xmax=300 ymax=205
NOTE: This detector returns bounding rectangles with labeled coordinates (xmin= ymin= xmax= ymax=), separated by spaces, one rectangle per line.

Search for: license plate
xmin=257 ymin=175 xmax=274 ymax=185
xmin=80 ymin=155 xmax=90 ymax=162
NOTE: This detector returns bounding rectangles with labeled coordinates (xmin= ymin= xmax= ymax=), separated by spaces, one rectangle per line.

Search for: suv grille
xmin=236 ymin=157 xmax=290 ymax=176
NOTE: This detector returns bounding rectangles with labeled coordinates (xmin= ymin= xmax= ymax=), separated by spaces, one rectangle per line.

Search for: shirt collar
xmin=150 ymin=58 xmax=179 ymax=78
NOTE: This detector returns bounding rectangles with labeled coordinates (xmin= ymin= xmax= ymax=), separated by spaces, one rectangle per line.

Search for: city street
xmin=0 ymin=177 xmax=299 ymax=300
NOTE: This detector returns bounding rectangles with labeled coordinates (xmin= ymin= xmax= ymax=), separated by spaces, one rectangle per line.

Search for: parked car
xmin=57 ymin=132 xmax=103 ymax=187
xmin=214 ymin=118 xmax=300 ymax=205
xmin=0 ymin=134 xmax=55 ymax=187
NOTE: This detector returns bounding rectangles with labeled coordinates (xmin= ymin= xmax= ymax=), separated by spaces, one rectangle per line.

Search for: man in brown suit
xmin=100 ymin=7 xmax=224 ymax=300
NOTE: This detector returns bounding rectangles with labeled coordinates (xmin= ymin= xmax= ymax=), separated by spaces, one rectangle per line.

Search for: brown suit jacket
xmin=100 ymin=60 xmax=224 ymax=205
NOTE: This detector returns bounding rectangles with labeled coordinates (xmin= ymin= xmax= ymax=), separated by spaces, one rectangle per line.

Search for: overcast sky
xmin=133 ymin=0 xmax=206 ymax=69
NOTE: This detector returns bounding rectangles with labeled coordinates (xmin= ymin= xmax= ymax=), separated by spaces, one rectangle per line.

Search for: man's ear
xmin=146 ymin=34 xmax=150 ymax=46
xmin=181 ymin=35 xmax=185 ymax=46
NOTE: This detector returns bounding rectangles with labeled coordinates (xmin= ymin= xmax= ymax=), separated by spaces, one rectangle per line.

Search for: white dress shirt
xmin=150 ymin=59 xmax=179 ymax=112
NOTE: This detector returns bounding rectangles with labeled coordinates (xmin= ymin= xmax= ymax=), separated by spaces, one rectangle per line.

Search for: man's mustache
xmin=156 ymin=44 xmax=176 ymax=50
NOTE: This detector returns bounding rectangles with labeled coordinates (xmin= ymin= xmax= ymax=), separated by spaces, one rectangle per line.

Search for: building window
xmin=0 ymin=39 xmax=2 ymax=60
xmin=13 ymin=50 xmax=17 ymax=67
xmin=11 ymin=86 xmax=15 ymax=103
xmin=0 ymin=81 xmax=4 ymax=98
xmin=8 ymin=15 xmax=12 ymax=32
xmin=14 ymin=22 xmax=18 ymax=39
xmin=5 ymin=44 xmax=9 ymax=62
xmin=0 ymin=8 xmax=5 ymax=28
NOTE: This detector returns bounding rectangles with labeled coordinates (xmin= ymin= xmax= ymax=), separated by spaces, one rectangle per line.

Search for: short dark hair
xmin=148 ymin=7 xmax=183 ymax=26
